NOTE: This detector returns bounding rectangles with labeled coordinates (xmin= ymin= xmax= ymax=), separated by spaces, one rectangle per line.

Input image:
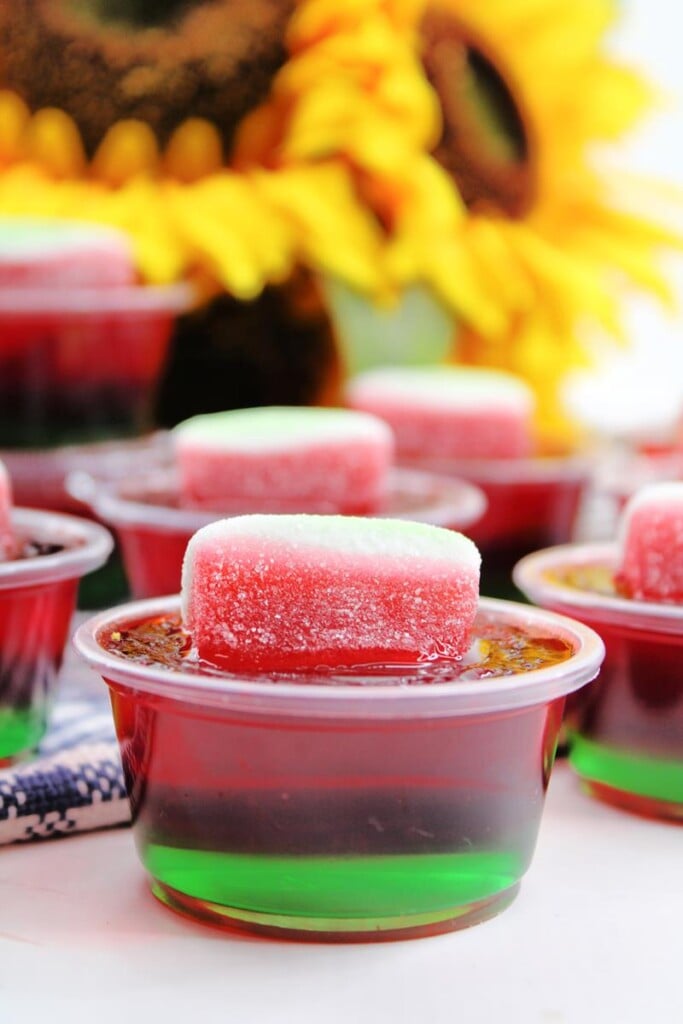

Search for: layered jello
xmin=76 ymin=514 xmax=603 ymax=940
xmin=0 ymin=218 xmax=188 ymax=507
xmin=515 ymin=483 xmax=683 ymax=820
xmin=0 ymin=460 xmax=112 ymax=762
xmin=347 ymin=366 xmax=589 ymax=594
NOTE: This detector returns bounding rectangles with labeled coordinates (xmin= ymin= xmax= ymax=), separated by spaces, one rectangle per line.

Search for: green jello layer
xmin=569 ymin=734 xmax=683 ymax=804
xmin=142 ymin=843 xmax=522 ymax=919
xmin=0 ymin=707 xmax=46 ymax=762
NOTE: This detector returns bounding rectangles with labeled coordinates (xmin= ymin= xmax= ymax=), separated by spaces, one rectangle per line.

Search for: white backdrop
xmin=565 ymin=1 xmax=683 ymax=439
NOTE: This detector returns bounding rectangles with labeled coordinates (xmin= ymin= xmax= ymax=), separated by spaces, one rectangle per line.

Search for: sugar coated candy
xmin=347 ymin=366 xmax=535 ymax=461
xmin=0 ymin=219 xmax=135 ymax=288
xmin=173 ymin=406 xmax=394 ymax=514
xmin=182 ymin=514 xmax=481 ymax=672
xmin=0 ymin=459 xmax=14 ymax=560
xmin=617 ymin=482 xmax=683 ymax=602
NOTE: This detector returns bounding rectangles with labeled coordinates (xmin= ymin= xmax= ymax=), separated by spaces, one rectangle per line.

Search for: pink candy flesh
xmin=618 ymin=502 xmax=683 ymax=602
xmin=185 ymin=535 xmax=479 ymax=673
xmin=346 ymin=399 xmax=533 ymax=461
xmin=177 ymin=437 xmax=392 ymax=514
xmin=0 ymin=248 xmax=135 ymax=290
xmin=0 ymin=466 xmax=14 ymax=559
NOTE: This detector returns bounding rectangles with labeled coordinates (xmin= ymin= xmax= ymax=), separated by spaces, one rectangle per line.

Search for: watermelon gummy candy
xmin=182 ymin=514 xmax=481 ymax=672
xmin=0 ymin=460 xmax=15 ymax=560
xmin=0 ymin=219 xmax=135 ymax=289
xmin=617 ymin=482 xmax=683 ymax=602
xmin=173 ymin=406 xmax=394 ymax=514
xmin=347 ymin=366 xmax=535 ymax=461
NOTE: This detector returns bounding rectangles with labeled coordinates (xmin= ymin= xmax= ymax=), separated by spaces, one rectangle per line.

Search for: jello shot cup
xmin=0 ymin=508 xmax=112 ymax=763
xmin=75 ymin=594 xmax=603 ymax=940
xmin=0 ymin=219 xmax=189 ymax=508
xmin=422 ymin=452 xmax=589 ymax=584
xmin=515 ymin=543 xmax=683 ymax=820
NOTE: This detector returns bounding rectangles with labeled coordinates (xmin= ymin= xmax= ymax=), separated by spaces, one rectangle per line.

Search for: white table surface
xmin=1 ymin=761 xmax=680 ymax=1024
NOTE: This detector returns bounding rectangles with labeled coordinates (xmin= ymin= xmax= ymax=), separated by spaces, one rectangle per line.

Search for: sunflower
xmin=0 ymin=0 xmax=396 ymax=299
xmin=237 ymin=0 xmax=679 ymax=441
xmin=0 ymin=0 xmax=677 ymax=435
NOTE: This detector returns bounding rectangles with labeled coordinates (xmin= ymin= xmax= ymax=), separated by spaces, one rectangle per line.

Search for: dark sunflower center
xmin=0 ymin=0 xmax=295 ymax=157
xmin=69 ymin=0 xmax=198 ymax=30
xmin=421 ymin=10 xmax=535 ymax=218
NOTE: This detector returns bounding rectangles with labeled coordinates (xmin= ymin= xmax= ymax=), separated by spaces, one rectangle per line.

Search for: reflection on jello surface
xmin=515 ymin=545 xmax=683 ymax=821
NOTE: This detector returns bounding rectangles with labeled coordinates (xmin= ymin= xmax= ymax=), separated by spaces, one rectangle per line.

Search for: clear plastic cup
xmin=597 ymin=446 xmax=683 ymax=519
xmin=0 ymin=509 xmax=113 ymax=763
xmin=0 ymin=283 xmax=189 ymax=457
xmin=2 ymin=433 xmax=173 ymax=514
xmin=72 ymin=466 xmax=487 ymax=599
xmin=74 ymin=596 xmax=603 ymax=940
xmin=514 ymin=543 xmax=683 ymax=821
xmin=405 ymin=454 xmax=591 ymax=594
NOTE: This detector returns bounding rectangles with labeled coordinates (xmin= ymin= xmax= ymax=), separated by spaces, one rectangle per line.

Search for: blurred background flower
xmin=0 ymin=0 xmax=679 ymax=439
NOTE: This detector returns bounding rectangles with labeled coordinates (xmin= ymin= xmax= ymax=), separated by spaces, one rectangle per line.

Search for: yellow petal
xmin=164 ymin=119 xmax=223 ymax=183
xmin=92 ymin=120 xmax=160 ymax=187
xmin=0 ymin=91 xmax=30 ymax=165
xmin=23 ymin=108 xmax=86 ymax=178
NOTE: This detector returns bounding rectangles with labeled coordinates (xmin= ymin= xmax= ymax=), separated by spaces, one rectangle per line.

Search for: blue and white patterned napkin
xmin=0 ymin=628 xmax=131 ymax=845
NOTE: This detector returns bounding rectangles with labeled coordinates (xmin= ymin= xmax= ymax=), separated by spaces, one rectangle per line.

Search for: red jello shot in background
xmin=0 ymin=458 xmax=112 ymax=764
xmin=515 ymin=481 xmax=683 ymax=821
xmin=347 ymin=365 xmax=589 ymax=594
xmin=75 ymin=514 xmax=603 ymax=940
xmin=347 ymin=365 xmax=535 ymax=460
xmin=0 ymin=218 xmax=188 ymax=509
xmin=77 ymin=406 xmax=486 ymax=599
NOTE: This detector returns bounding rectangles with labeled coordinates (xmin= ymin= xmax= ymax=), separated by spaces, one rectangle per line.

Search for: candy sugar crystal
xmin=182 ymin=514 xmax=481 ymax=672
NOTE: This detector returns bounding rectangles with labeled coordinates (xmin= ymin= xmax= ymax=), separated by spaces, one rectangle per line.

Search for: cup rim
xmin=513 ymin=541 xmax=683 ymax=635
xmin=403 ymin=451 xmax=592 ymax=485
xmin=0 ymin=508 xmax=113 ymax=589
xmin=73 ymin=594 xmax=605 ymax=719
xmin=71 ymin=466 xmax=489 ymax=535
xmin=0 ymin=281 xmax=192 ymax=316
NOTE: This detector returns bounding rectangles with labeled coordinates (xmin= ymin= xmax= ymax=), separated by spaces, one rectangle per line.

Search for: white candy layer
xmin=347 ymin=366 xmax=535 ymax=414
xmin=182 ymin=513 xmax=481 ymax=620
xmin=0 ymin=219 xmax=133 ymax=263
xmin=174 ymin=406 xmax=393 ymax=453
